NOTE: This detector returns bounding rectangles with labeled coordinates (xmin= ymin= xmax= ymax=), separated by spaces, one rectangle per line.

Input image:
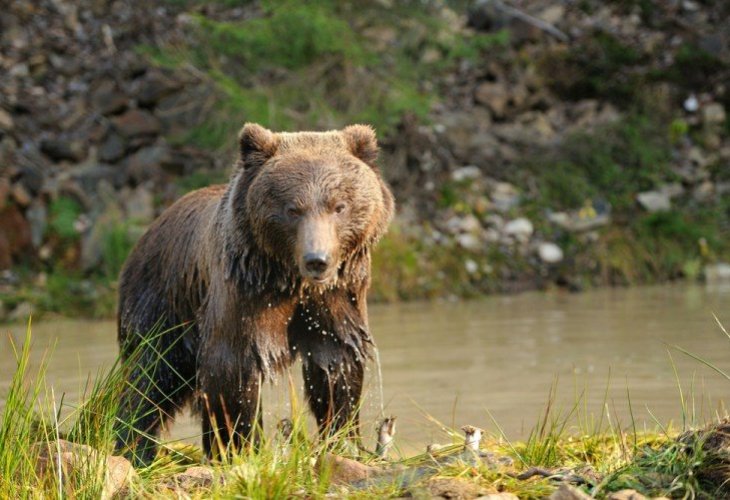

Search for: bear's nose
xmin=303 ymin=252 xmax=329 ymax=276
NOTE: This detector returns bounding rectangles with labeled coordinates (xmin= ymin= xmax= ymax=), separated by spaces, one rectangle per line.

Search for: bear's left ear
xmin=238 ymin=123 xmax=279 ymax=168
xmin=342 ymin=124 xmax=379 ymax=167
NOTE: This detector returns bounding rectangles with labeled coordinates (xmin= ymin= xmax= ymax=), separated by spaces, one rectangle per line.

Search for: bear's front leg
xmin=290 ymin=289 xmax=372 ymax=438
xmin=198 ymin=289 xmax=295 ymax=460
xmin=199 ymin=356 xmax=262 ymax=460
xmin=302 ymin=354 xmax=364 ymax=435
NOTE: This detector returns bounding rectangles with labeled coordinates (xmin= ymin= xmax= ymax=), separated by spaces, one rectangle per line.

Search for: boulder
xmin=607 ymin=489 xmax=648 ymax=500
xmin=33 ymin=440 xmax=136 ymax=500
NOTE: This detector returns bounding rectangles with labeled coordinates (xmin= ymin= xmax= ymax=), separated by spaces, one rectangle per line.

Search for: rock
xmin=0 ymin=177 xmax=10 ymax=209
xmin=636 ymin=191 xmax=671 ymax=212
xmin=705 ymin=263 xmax=730 ymax=284
xmin=0 ymin=108 xmax=14 ymax=131
xmin=25 ymin=200 xmax=47 ymax=248
xmin=124 ymin=145 xmax=170 ymax=184
xmin=123 ymin=184 xmax=155 ymax=223
xmin=111 ymin=109 xmax=161 ymax=138
xmin=549 ymin=484 xmax=592 ymax=500
xmin=317 ymin=453 xmax=379 ymax=485
xmin=607 ymin=489 xmax=647 ymax=500
xmin=91 ymin=80 xmax=128 ymax=116
xmin=98 ymin=132 xmax=126 ymax=163
xmin=659 ymin=183 xmax=685 ymax=199
xmin=504 ymin=218 xmax=533 ymax=240
xmin=477 ymin=494 xmax=520 ymax=500
xmin=167 ymin=465 xmax=215 ymax=490
xmin=693 ymin=181 xmax=714 ymax=202
xmin=457 ymin=233 xmax=481 ymax=251
xmin=422 ymin=477 xmax=487 ymax=499
xmin=40 ymin=138 xmax=84 ymax=162
xmin=538 ymin=242 xmax=563 ymax=264
xmin=464 ymin=259 xmax=479 ymax=274
xmin=33 ymin=440 xmax=136 ymax=500
xmin=451 ymin=165 xmax=482 ymax=182
xmin=0 ymin=205 xmax=32 ymax=269
xmin=132 ymin=68 xmax=183 ymax=107
xmin=475 ymin=81 xmax=509 ymax=117
xmin=8 ymin=301 xmax=33 ymax=322
xmin=683 ymin=94 xmax=699 ymax=113
xmin=490 ymin=182 xmax=520 ymax=212
xmin=11 ymin=183 xmax=33 ymax=207
xmin=446 ymin=214 xmax=482 ymax=235
xmin=702 ymin=103 xmax=726 ymax=125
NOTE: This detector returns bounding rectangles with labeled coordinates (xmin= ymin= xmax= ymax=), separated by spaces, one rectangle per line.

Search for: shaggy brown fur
xmin=115 ymin=124 xmax=394 ymax=465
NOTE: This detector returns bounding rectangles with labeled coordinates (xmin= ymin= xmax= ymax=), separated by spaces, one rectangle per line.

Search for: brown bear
xmin=115 ymin=123 xmax=394 ymax=465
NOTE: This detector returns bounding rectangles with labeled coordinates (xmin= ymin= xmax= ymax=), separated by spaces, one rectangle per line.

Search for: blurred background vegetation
xmin=0 ymin=0 xmax=728 ymax=319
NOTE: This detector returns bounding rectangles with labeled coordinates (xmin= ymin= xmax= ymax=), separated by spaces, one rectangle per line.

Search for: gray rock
xmin=457 ymin=233 xmax=481 ymax=251
xmin=548 ymin=484 xmax=592 ymax=500
xmin=705 ymin=263 xmax=730 ymax=284
xmin=123 ymin=184 xmax=155 ymax=223
xmin=8 ymin=301 xmax=33 ymax=322
xmin=636 ymin=191 xmax=671 ymax=212
xmin=702 ymin=103 xmax=726 ymax=125
xmin=92 ymin=79 xmax=128 ymax=116
xmin=40 ymin=138 xmax=85 ymax=162
xmin=124 ymin=145 xmax=170 ymax=184
xmin=0 ymin=108 xmax=14 ymax=131
xmin=451 ymin=165 xmax=482 ymax=182
xmin=693 ymin=181 xmax=714 ymax=202
xmin=25 ymin=200 xmax=47 ymax=248
xmin=111 ymin=109 xmax=160 ymax=138
xmin=446 ymin=214 xmax=482 ymax=235
xmin=659 ymin=182 xmax=685 ymax=199
xmin=538 ymin=242 xmax=564 ymax=264
xmin=475 ymin=81 xmax=509 ymax=117
xmin=98 ymin=132 xmax=126 ymax=163
xmin=132 ymin=68 xmax=182 ymax=107
xmin=504 ymin=217 xmax=533 ymax=240
xmin=490 ymin=182 xmax=520 ymax=212
xmin=607 ymin=489 xmax=647 ymax=500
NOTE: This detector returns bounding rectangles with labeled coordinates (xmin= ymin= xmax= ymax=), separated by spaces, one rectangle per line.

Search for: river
xmin=2 ymin=283 xmax=729 ymax=453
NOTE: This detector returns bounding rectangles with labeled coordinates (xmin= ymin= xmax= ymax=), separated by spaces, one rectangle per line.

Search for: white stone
xmin=504 ymin=218 xmax=534 ymax=238
xmin=456 ymin=233 xmax=481 ymax=251
xmin=705 ymin=263 xmax=730 ymax=284
xmin=683 ymin=94 xmax=699 ymax=112
xmin=451 ymin=165 xmax=482 ymax=182
xmin=538 ymin=242 xmax=564 ymax=264
xmin=636 ymin=191 xmax=671 ymax=212
xmin=464 ymin=259 xmax=479 ymax=274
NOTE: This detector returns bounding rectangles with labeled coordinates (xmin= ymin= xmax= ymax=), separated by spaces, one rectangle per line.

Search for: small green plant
xmin=48 ymin=197 xmax=83 ymax=241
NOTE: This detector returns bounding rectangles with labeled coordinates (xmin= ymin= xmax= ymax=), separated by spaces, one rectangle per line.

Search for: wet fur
xmin=115 ymin=124 xmax=394 ymax=464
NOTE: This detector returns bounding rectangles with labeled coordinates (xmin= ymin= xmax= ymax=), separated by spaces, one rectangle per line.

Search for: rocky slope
xmin=0 ymin=0 xmax=729 ymax=318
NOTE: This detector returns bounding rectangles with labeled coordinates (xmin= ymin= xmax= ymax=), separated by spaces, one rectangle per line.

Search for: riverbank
xmin=3 ymin=308 xmax=730 ymax=498
xmin=1 ymin=0 xmax=729 ymax=320
xmin=2 ymin=328 xmax=729 ymax=499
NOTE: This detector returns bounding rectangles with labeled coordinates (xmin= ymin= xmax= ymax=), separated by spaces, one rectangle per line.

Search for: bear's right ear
xmin=238 ymin=123 xmax=279 ymax=168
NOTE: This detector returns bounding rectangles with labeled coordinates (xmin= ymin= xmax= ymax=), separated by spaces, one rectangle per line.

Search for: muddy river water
xmin=2 ymin=283 xmax=729 ymax=452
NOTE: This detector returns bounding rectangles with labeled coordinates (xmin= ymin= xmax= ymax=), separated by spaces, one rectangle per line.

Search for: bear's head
xmin=232 ymin=123 xmax=394 ymax=288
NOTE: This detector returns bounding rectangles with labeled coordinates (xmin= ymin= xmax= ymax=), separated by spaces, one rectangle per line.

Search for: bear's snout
xmin=303 ymin=252 xmax=329 ymax=276
xmin=297 ymin=214 xmax=339 ymax=284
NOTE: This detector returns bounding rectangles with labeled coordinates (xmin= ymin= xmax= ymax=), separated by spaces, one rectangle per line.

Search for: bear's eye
xmin=334 ymin=202 xmax=347 ymax=215
xmin=285 ymin=205 xmax=302 ymax=218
